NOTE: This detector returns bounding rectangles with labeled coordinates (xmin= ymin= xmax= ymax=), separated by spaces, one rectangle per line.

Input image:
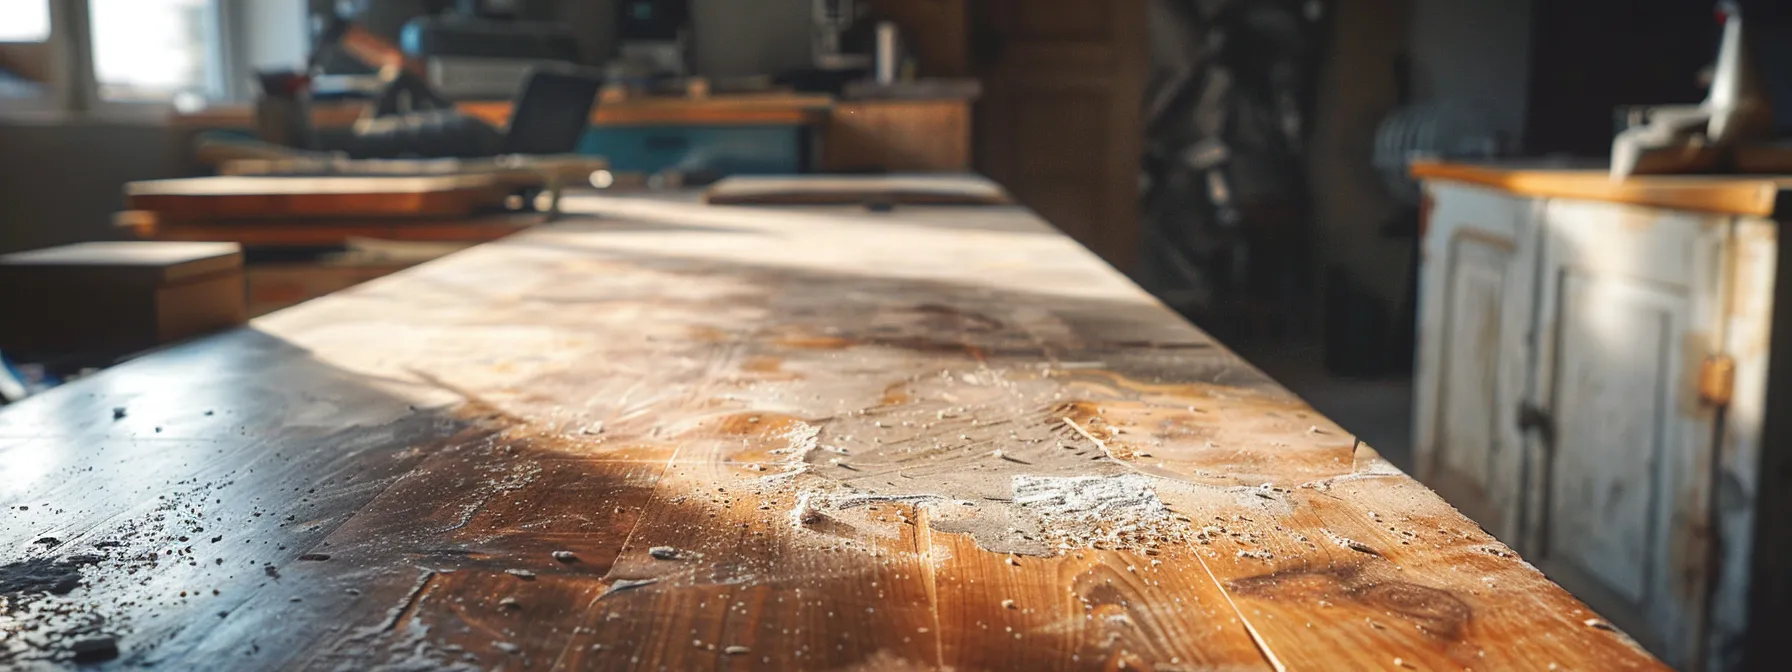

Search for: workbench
xmin=0 ymin=192 xmax=1662 ymax=670
xmin=177 ymin=91 xmax=975 ymax=175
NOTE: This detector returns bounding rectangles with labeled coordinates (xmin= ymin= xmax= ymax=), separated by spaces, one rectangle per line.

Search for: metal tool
xmin=1610 ymin=1 xmax=1774 ymax=179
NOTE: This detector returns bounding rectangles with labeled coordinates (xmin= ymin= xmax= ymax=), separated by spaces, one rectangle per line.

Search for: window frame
xmin=0 ymin=0 xmax=76 ymax=120
xmin=0 ymin=0 xmax=266 ymax=123
xmin=81 ymin=0 xmax=235 ymax=122
xmin=0 ymin=0 xmax=54 ymax=43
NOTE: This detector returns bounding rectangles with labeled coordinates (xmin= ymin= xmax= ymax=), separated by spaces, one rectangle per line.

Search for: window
xmin=88 ymin=0 xmax=219 ymax=103
xmin=1 ymin=0 xmax=307 ymax=116
xmin=0 ymin=0 xmax=51 ymax=42
xmin=0 ymin=0 xmax=54 ymax=101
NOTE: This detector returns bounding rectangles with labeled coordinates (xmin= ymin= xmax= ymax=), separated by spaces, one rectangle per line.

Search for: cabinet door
xmin=1412 ymin=183 xmax=1538 ymax=544
xmin=1526 ymin=198 xmax=1728 ymax=668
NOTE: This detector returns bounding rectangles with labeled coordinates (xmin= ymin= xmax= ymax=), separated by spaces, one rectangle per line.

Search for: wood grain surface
xmin=125 ymin=176 xmax=511 ymax=221
xmin=118 ymin=210 xmax=540 ymax=248
xmin=0 ymin=195 xmax=1666 ymax=670
xmin=824 ymin=100 xmax=974 ymax=172
xmin=173 ymin=94 xmax=833 ymax=131
xmin=704 ymin=175 xmax=1010 ymax=206
xmin=1411 ymin=160 xmax=1792 ymax=217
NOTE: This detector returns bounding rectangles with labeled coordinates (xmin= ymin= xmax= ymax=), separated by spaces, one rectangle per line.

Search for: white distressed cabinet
xmin=1412 ymin=164 xmax=1789 ymax=672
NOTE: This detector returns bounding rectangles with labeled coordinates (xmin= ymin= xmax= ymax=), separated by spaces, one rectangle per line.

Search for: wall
xmin=1524 ymin=0 xmax=1712 ymax=156
xmin=1407 ymin=0 xmax=1534 ymax=150
xmin=554 ymin=0 xmax=812 ymax=77
xmin=1305 ymin=0 xmax=1411 ymax=312
xmin=1 ymin=0 xmax=301 ymax=255
xmin=688 ymin=0 xmax=810 ymax=78
xmin=554 ymin=0 xmax=616 ymax=66
xmin=0 ymin=120 xmax=191 ymax=255
xmin=1308 ymin=0 xmax=1535 ymax=324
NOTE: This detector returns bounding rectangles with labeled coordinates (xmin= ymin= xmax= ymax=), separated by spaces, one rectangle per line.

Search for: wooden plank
xmin=153 ymin=451 xmax=666 ymax=668
xmin=824 ymin=100 xmax=974 ymax=172
xmin=467 ymin=94 xmax=832 ymax=129
xmin=173 ymin=94 xmax=833 ymax=131
xmin=1184 ymin=467 xmax=1665 ymax=671
xmin=705 ymin=174 xmax=1010 ymax=206
xmin=0 ymin=195 xmax=1669 ymax=670
xmin=566 ymin=464 xmax=943 ymax=670
xmin=120 ymin=210 xmax=538 ymax=248
xmin=0 ymin=331 xmax=468 ymax=668
xmin=931 ymin=536 xmax=1269 ymax=671
xmin=208 ymin=152 xmax=608 ymax=191
xmin=125 ymin=176 xmax=509 ymax=220
xmin=1411 ymin=160 xmax=1792 ymax=217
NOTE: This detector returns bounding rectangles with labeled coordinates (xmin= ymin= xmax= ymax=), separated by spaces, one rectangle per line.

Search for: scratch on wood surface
xmin=437 ymin=459 xmax=543 ymax=533
xmin=914 ymin=505 xmax=946 ymax=672
xmin=1062 ymin=416 xmax=1129 ymax=470
xmin=1325 ymin=530 xmax=1382 ymax=557
xmin=377 ymin=569 xmax=439 ymax=634
xmin=1059 ymin=415 xmax=1231 ymax=492
xmin=605 ymin=431 xmax=684 ymax=582
xmin=597 ymin=577 xmax=661 ymax=599
xmin=1191 ymin=548 xmax=1288 ymax=672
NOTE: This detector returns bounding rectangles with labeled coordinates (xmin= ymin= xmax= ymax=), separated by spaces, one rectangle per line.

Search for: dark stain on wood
xmin=1229 ymin=562 xmax=1472 ymax=639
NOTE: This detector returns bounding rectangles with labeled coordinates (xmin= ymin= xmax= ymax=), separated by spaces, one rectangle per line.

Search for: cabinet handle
xmin=1516 ymin=403 xmax=1554 ymax=441
xmin=1698 ymin=355 xmax=1736 ymax=407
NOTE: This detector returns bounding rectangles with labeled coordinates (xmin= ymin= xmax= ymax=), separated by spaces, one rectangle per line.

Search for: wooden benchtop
xmin=174 ymin=93 xmax=834 ymax=130
xmin=1412 ymin=160 xmax=1792 ymax=218
xmin=0 ymin=193 xmax=1664 ymax=670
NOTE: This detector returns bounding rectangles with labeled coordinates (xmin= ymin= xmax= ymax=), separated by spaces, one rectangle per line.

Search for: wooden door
xmin=1412 ymin=184 xmax=1539 ymax=545
xmin=972 ymin=0 xmax=1147 ymax=272
xmin=1526 ymin=198 xmax=1729 ymax=668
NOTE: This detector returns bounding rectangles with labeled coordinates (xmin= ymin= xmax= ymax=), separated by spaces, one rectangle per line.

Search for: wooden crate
xmin=0 ymin=242 xmax=246 ymax=360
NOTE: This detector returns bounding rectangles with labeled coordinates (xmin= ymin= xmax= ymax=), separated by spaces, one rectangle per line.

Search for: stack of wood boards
xmin=118 ymin=175 xmax=536 ymax=247
xmin=704 ymin=174 xmax=1013 ymax=206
